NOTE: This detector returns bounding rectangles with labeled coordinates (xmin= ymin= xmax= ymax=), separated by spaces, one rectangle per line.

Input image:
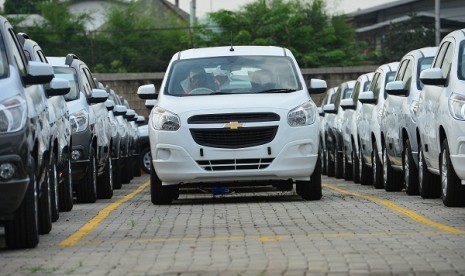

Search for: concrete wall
xmin=94 ymin=65 xmax=378 ymax=119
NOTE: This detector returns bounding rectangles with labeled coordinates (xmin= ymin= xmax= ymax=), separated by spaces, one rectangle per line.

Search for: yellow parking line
xmin=59 ymin=181 xmax=150 ymax=247
xmin=323 ymin=183 xmax=465 ymax=235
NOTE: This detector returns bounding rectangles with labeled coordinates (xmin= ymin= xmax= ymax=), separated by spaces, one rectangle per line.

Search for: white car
xmin=417 ymin=29 xmax=465 ymax=207
xmin=138 ymin=46 xmax=327 ymax=204
xmin=323 ymin=81 xmax=356 ymax=179
xmin=319 ymin=87 xmax=338 ymax=176
xmin=357 ymin=62 xmax=398 ymax=189
xmin=381 ymin=47 xmax=436 ymax=194
xmin=339 ymin=72 xmax=374 ymax=184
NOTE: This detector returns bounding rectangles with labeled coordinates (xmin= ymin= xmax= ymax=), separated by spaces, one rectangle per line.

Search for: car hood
xmin=158 ymin=92 xmax=311 ymax=116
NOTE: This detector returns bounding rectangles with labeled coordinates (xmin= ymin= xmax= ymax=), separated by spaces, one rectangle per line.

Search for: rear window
xmin=165 ymin=55 xmax=302 ymax=96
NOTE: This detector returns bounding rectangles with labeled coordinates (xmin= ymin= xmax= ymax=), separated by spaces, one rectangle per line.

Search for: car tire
xmin=334 ymin=143 xmax=343 ymax=179
xmin=38 ymin=159 xmax=52 ymax=235
xmin=113 ymin=158 xmax=122 ymax=190
xmin=352 ymin=141 xmax=360 ymax=184
xmin=403 ymin=139 xmax=419 ymax=195
xmin=296 ymin=154 xmax=322 ymax=201
xmin=343 ymin=151 xmax=352 ymax=181
xmin=440 ymin=139 xmax=465 ymax=207
xmin=97 ymin=155 xmax=113 ymax=199
xmin=4 ymin=155 xmax=40 ymax=249
xmin=59 ymin=155 xmax=73 ymax=212
xmin=418 ymin=143 xmax=440 ymax=199
xmin=76 ymin=147 xmax=97 ymax=203
xmin=326 ymin=140 xmax=335 ymax=177
xmin=372 ymin=141 xmax=383 ymax=189
xmin=150 ymin=161 xmax=173 ymax=205
xmin=49 ymin=151 xmax=59 ymax=222
xmin=382 ymin=145 xmax=403 ymax=192
xmin=359 ymin=144 xmax=371 ymax=186
xmin=121 ymin=157 xmax=131 ymax=184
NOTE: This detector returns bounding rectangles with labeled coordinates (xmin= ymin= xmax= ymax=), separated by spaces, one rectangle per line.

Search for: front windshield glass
xmin=166 ymin=55 xmax=302 ymax=96
xmin=0 ymin=33 xmax=8 ymax=80
xmin=53 ymin=66 xmax=79 ymax=101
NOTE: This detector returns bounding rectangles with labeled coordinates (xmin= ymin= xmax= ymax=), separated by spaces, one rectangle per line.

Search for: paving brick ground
xmin=1 ymin=174 xmax=465 ymax=275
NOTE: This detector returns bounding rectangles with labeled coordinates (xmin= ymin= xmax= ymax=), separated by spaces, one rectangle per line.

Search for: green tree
xmin=382 ymin=15 xmax=435 ymax=63
xmin=3 ymin=0 xmax=43 ymax=14
xmin=202 ymin=0 xmax=363 ymax=67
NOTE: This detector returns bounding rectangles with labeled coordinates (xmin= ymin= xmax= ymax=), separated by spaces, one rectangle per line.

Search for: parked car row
xmin=0 ymin=16 xmax=145 ymax=249
xmin=320 ymin=28 xmax=465 ymax=207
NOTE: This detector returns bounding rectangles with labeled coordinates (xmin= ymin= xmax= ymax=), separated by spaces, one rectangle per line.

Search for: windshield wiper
xmin=256 ymin=88 xmax=297 ymax=94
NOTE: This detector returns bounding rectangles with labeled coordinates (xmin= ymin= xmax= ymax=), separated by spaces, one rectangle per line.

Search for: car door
xmin=420 ymin=40 xmax=454 ymax=170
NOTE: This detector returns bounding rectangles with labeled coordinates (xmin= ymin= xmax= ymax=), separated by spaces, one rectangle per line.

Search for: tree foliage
xmin=3 ymin=0 xmax=43 ymax=14
xmin=381 ymin=15 xmax=435 ymax=63
xmin=202 ymin=0 xmax=364 ymax=67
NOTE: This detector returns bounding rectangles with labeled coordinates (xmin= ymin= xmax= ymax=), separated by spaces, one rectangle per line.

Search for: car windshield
xmin=165 ymin=55 xmax=302 ymax=96
xmin=53 ymin=66 xmax=79 ymax=101
xmin=458 ymin=41 xmax=465 ymax=81
xmin=0 ymin=33 xmax=8 ymax=80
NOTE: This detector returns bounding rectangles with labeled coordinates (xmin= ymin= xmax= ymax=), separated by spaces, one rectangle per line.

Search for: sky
xmin=167 ymin=0 xmax=398 ymax=17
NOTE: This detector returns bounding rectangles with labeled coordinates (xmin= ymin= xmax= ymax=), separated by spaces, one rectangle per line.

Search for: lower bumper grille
xmin=197 ymin=158 xmax=274 ymax=171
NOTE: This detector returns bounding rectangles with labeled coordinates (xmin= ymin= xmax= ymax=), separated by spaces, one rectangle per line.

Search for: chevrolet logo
xmin=224 ymin=121 xmax=243 ymax=129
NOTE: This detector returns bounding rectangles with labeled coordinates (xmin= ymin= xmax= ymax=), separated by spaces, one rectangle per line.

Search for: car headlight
xmin=151 ymin=106 xmax=180 ymax=131
xmin=410 ymin=100 xmax=419 ymax=123
xmin=288 ymin=101 xmax=317 ymax=127
xmin=449 ymin=93 xmax=465 ymax=120
xmin=70 ymin=109 xmax=89 ymax=133
xmin=0 ymin=96 xmax=27 ymax=133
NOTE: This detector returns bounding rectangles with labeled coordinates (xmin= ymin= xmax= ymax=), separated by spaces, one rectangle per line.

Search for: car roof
xmin=177 ymin=46 xmax=291 ymax=60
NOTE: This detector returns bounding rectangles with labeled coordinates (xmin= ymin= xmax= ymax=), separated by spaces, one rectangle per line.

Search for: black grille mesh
xmin=197 ymin=158 xmax=274 ymax=171
xmin=188 ymin=113 xmax=280 ymax=124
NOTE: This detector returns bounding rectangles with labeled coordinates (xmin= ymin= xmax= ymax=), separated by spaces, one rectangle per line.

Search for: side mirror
xmin=317 ymin=107 xmax=324 ymax=117
xmin=385 ymin=81 xmax=408 ymax=96
xmin=323 ymin=103 xmax=337 ymax=114
xmin=105 ymin=99 xmax=115 ymax=111
xmin=46 ymin=77 xmax=70 ymax=97
xmin=89 ymin=88 xmax=108 ymax=104
xmin=23 ymin=61 xmax=54 ymax=85
xmin=136 ymin=115 xmax=145 ymax=125
xmin=145 ymin=99 xmax=157 ymax=110
xmin=420 ymin=68 xmax=446 ymax=86
xmin=358 ymin=91 xmax=376 ymax=104
xmin=125 ymin=109 xmax=136 ymax=120
xmin=114 ymin=105 xmax=127 ymax=116
xmin=308 ymin=79 xmax=327 ymax=94
xmin=340 ymin=98 xmax=356 ymax=110
xmin=138 ymin=84 xmax=158 ymax=99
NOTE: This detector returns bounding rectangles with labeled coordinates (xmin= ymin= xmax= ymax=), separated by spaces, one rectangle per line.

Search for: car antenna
xmin=229 ymin=31 xmax=234 ymax=52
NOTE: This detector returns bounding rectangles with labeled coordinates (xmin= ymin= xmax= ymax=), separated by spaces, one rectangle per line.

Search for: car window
xmin=416 ymin=56 xmax=433 ymax=90
xmin=395 ymin=59 xmax=409 ymax=81
xmin=53 ymin=66 xmax=79 ymax=101
xmin=165 ymin=56 xmax=302 ymax=96
xmin=7 ymin=28 xmax=27 ymax=77
xmin=441 ymin=43 xmax=454 ymax=81
xmin=0 ymin=32 xmax=8 ymax=79
xmin=351 ymin=81 xmax=361 ymax=102
xmin=79 ymin=67 xmax=93 ymax=97
xmin=383 ymin=71 xmax=396 ymax=99
xmin=433 ymin=42 xmax=450 ymax=68
xmin=363 ymin=79 xmax=371 ymax=92
xmin=402 ymin=60 xmax=413 ymax=90
xmin=458 ymin=41 xmax=465 ymax=81
xmin=371 ymin=72 xmax=382 ymax=99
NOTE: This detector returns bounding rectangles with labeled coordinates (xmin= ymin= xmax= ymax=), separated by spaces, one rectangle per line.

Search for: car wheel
xmin=334 ymin=143 xmax=343 ymax=179
xmin=38 ymin=158 xmax=52 ymax=235
xmin=97 ymin=155 xmax=113 ymax=199
xmin=49 ymin=151 xmax=59 ymax=222
xmin=4 ymin=155 xmax=40 ymax=249
xmin=418 ymin=143 xmax=440 ymax=199
xmin=372 ymin=141 xmax=383 ymax=189
xmin=296 ymin=154 xmax=322 ymax=201
xmin=359 ymin=144 xmax=371 ymax=186
xmin=352 ymin=141 xmax=360 ymax=184
xmin=403 ymin=139 xmax=419 ymax=195
xmin=59 ymin=154 xmax=73 ymax=212
xmin=113 ymin=157 xmax=122 ymax=190
xmin=343 ymin=150 xmax=352 ymax=181
xmin=76 ymin=147 xmax=97 ymax=203
xmin=382 ymin=145 xmax=402 ymax=192
xmin=440 ymin=139 xmax=465 ymax=207
xmin=150 ymin=162 xmax=173 ymax=205
xmin=121 ymin=157 xmax=131 ymax=184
